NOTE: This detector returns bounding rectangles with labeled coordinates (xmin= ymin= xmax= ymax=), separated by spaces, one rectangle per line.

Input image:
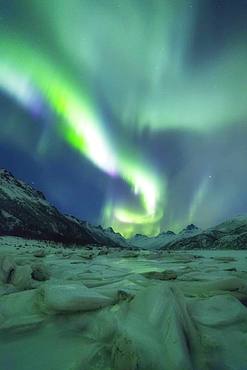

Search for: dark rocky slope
xmin=0 ymin=169 xmax=128 ymax=247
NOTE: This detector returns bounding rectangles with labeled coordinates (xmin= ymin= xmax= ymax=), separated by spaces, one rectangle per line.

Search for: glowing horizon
xmin=0 ymin=36 xmax=164 ymax=237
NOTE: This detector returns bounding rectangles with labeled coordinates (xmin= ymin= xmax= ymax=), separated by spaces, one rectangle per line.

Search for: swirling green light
xmin=0 ymin=35 xmax=164 ymax=237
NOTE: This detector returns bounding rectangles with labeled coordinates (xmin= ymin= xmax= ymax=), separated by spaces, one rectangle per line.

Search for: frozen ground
xmin=0 ymin=236 xmax=247 ymax=370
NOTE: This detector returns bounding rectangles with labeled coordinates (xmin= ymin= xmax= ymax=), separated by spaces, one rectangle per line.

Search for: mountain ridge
xmin=0 ymin=169 xmax=128 ymax=248
xmin=130 ymin=219 xmax=247 ymax=250
xmin=1 ymin=169 xmax=247 ymax=250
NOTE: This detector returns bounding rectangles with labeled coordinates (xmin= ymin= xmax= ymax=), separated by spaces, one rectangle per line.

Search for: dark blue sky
xmin=0 ymin=0 xmax=247 ymax=235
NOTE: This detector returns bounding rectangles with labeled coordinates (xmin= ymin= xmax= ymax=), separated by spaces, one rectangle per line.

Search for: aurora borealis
xmin=0 ymin=0 xmax=247 ymax=237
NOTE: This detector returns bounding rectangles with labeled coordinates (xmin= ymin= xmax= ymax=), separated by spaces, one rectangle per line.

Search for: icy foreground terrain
xmin=0 ymin=237 xmax=247 ymax=370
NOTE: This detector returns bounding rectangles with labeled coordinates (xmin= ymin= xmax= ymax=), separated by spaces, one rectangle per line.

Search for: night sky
xmin=0 ymin=0 xmax=247 ymax=237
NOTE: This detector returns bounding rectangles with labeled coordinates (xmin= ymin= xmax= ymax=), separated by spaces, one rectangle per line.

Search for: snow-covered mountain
xmin=129 ymin=225 xmax=201 ymax=249
xmin=179 ymin=223 xmax=201 ymax=235
xmin=160 ymin=216 xmax=247 ymax=250
xmin=1 ymin=168 xmax=247 ymax=250
xmin=129 ymin=231 xmax=176 ymax=249
xmin=0 ymin=169 xmax=129 ymax=247
xmin=130 ymin=219 xmax=247 ymax=250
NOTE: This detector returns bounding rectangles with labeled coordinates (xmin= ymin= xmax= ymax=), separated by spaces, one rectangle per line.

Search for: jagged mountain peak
xmin=0 ymin=169 xmax=128 ymax=248
xmin=0 ymin=168 xmax=47 ymax=202
xmin=179 ymin=224 xmax=200 ymax=234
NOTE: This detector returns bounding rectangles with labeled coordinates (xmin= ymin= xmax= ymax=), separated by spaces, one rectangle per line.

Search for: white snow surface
xmin=0 ymin=236 xmax=247 ymax=370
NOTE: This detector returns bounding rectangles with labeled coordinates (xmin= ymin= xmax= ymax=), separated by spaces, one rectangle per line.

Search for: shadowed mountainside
xmin=0 ymin=169 xmax=128 ymax=247
xmin=1 ymin=168 xmax=247 ymax=250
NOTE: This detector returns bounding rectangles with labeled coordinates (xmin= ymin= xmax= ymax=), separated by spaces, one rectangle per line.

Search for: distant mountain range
xmin=1 ymin=168 xmax=247 ymax=249
xmin=0 ymin=169 xmax=128 ymax=248
xmin=130 ymin=217 xmax=247 ymax=250
xmin=129 ymin=224 xmax=201 ymax=249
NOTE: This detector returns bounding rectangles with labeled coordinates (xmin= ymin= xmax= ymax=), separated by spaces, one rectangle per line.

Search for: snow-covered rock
xmin=31 ymin=263 xmax=50 ymax=281
xmin=38 ymin=283 xmax=113 ymax=313
xmin=0 ymin=255 xmax=15 ymax=283
xmin=0 ymin=169 xmax=129 ymax=248
xmin=11 ymin=265 xmax=33 ymax=290
xmin=179 ymin=223 xmax=201 ymax=235
xmin=34 ymin=249 xmax=46 ymax=258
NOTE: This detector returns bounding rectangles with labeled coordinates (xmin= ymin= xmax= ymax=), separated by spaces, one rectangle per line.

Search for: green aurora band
xmin=0 ymin=35 xmax=164 ymax=237
xmin=0 ymin=0 xmax=247 ymax=236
